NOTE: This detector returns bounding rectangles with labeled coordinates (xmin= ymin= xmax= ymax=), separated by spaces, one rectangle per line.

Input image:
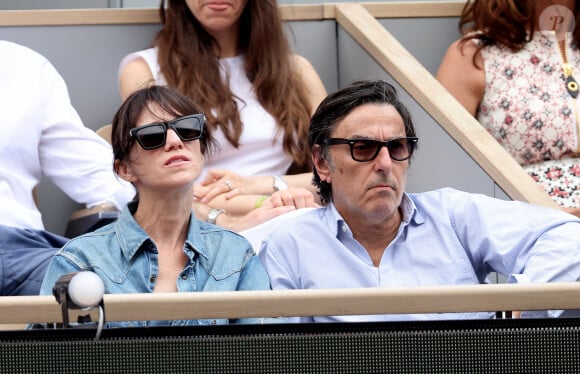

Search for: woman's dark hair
xmin=309 ymin=80 xmax=417 ymax=205
xmin=111 ymin=85 xmax=212 ymax=174
xmin=155 ymin=0 xmax=313 ymax=171
xmin=458 ymin=0 xmax=580 ymax=66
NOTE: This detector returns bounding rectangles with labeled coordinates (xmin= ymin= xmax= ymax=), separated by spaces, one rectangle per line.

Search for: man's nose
xmin=373 ymin=145 xmax=393 ymax=170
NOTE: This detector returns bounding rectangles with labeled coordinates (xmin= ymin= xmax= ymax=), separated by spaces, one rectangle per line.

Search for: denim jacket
xmin=39 ymin=203 xmax=273 ymax=328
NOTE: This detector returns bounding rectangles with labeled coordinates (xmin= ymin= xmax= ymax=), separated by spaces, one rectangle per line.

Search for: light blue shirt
xmin=40 ymin=202 xmax=272 ymax=328
xmin=259 ymin=188 xmax=580 ymax=323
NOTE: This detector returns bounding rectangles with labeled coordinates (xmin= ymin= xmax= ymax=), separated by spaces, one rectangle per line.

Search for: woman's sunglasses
xmin=130 ymin=114 xmax=205 ymax=150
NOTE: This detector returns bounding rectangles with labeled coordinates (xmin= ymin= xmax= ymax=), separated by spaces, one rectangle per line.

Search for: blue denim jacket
xmin=39 ymin=203 xmax=273 ymax=328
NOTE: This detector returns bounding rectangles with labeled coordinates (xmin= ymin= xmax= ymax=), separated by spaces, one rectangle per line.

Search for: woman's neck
xmin=133 ymin=190 xmax=193 ymax=249
xmin=210 ymin=27 xmax=240 ymax=58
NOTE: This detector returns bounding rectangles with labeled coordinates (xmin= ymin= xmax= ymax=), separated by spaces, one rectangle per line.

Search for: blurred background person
xmin=118 ymin=0 xmax=326 ymax=218
xmin=437 ymin=0 xmax=580 ymax=217
xmin=0 ymin=40 xmax=134 ymax=296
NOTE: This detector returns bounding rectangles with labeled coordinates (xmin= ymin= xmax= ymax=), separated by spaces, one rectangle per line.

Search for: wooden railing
xmin=0 ymin=283 xmax=579 ymax=324
xmin=0 ymin=2 xmax=465 ymax=25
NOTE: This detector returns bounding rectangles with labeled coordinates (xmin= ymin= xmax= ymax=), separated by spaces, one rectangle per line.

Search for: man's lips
xmin=370 ymin=183 xmax=395 ymax=191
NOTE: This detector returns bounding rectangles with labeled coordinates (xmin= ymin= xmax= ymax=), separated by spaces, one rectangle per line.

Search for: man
xmin=0 ymin=40 xmax=137 ymax=296
xmin=258 ymin=79 xmax=580 ymax=322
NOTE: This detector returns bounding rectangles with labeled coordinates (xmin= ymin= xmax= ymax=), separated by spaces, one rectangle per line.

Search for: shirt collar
xmin=114 ymin=201 xmax=209 ymax=262
xmin=400 ymin=192 xmax=424 ymax=225
xmin=325 ymin=192 xmax=425 ymax=236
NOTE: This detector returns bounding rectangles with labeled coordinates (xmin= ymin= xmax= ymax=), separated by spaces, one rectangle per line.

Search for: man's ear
xmin=312 ymin=146 xmax=331 ymax=183
xmin=115 ymin=159 xmax=138 ymax=183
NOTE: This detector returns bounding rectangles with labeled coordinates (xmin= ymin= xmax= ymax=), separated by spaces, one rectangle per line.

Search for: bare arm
xmin=195 ymin=171 xmax=318 ymax=204
xmin=200 ymin=187 xmax=318 ymax=215
xmin=563 ymin=207 xmax=580 ymax=218
xmin=192 ymin=199 xmax=299 ymax=232
xmin=118 ymin=57 xmax=156 ymax=102
xmin=435 ymin=39 xmax=485 ymax=116
xmin=292 ymin=54 xmax=327 ymax=114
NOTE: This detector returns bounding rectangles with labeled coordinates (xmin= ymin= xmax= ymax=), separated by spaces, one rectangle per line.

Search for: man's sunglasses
xmin=130 ymin=114 xmax=205 ymax=150
xmin=318 ymin=137 xmax=418 ymax=162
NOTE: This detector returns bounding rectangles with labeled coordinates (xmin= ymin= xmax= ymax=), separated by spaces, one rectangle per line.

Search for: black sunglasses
xmin=129 ymin=114 xmax=205 ymax=150
xmin=319 ymin=137 xmax=418 ymax=162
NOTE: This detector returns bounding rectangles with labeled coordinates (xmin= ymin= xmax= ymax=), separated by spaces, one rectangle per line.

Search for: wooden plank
xmin=0 ymin=2 xmax=467 ymax=26
xmin=0 ymin=283 xmax=579 ymax=325
xmin=334 ymin=3 xmax=558 ymax=207
xmin=279 ymin=4 xmax=326 ymax=20
xmin=362 ymin=1 xmax=465 ymax=18
xmin=0 ymin=5 xmax=324 ymax=26
xmin=0 ymin=8 xmax=159 ymax=26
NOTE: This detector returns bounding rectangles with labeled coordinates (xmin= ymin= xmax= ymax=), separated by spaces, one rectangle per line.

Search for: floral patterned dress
xmin=478 ymin=31 xmax=580 ymax=208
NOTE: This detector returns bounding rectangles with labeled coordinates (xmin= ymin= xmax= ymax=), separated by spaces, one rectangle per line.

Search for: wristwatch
xmin=273 ymin=175 xmax=288 ymax=192
xmin=206 ymin=208 xmax=225 ymax=225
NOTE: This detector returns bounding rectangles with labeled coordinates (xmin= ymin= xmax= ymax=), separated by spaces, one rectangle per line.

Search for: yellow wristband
xmin=254 ymin=195 xmax=268 ymax=209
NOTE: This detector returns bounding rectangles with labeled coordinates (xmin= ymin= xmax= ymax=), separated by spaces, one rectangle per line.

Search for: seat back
xmin=96 ymin=124 xmax=112 ymax=144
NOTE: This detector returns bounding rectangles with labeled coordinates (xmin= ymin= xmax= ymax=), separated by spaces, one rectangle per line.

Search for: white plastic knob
xmin=68 ymin=271 xmax=105 ymax=308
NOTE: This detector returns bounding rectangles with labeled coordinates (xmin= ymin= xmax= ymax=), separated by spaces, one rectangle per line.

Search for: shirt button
xmin=341 ymin=223 xmax=348 ymax=233
xmin=150 ymin=275 xmax=156 ymax=282
xmin=181 ymin=274 xmax=187 ymax=280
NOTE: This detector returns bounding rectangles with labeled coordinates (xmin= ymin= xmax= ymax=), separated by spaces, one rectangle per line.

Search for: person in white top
xmin=118 ymin=0 xmax=327 ymax=225
xmin=0 ymin=40 xmax=136 ymax=296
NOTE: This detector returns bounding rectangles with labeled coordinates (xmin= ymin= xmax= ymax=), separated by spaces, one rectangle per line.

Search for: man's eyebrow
xmin=347 ymin=135 xmax=407 ymax=140
xmin=346 ymin=134 xmax=372 ymax=140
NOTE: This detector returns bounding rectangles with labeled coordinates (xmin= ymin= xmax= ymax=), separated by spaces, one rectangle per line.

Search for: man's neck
xmin=348 ymin=207 xmax=403 ymax=267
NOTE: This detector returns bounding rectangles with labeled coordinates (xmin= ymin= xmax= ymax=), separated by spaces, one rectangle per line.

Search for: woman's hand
xmin=207 ymin=188 xmax=318 ymax=231
xmin=222 ymin=191 xmax=318 ymax=231
xmin=195 ymin=169 xmax=271 ymax=203
xmin=266 ymin=187 xmax=319 ymax=209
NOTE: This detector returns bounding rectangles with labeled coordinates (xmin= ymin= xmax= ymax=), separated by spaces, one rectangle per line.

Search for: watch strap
xmin=206 ymin=208 xmax=225 ymax=225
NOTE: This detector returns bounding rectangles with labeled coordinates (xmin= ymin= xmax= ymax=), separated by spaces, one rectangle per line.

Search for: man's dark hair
xmin=308 ymin=80 xmax=417 ymax=204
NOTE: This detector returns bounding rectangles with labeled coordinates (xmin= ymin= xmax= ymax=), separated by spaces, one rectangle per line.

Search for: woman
xmin=118 ymin=0 xmax=326 ymax=211
xmin=39 ymin=86 xmax=272 ymax=327
xmin=437 ymin=0 xmax=580 ymax=217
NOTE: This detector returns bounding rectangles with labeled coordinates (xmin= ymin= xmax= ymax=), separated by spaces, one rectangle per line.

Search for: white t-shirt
xmin=119 ymin=48 xmax=292 ymax=181
xmin=0 ymin=41 xmax=135 ymax=230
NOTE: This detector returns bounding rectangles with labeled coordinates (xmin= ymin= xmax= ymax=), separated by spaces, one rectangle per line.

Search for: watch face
xmin=274 ymin=176 xmax=288 ymax=191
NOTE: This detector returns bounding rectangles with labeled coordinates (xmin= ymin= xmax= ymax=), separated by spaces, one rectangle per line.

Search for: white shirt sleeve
xmin=37 ymin=58 xmax=135 ymax=210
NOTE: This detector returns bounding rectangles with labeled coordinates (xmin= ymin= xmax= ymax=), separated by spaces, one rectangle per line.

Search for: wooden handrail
xmin=0 ymin=2 xmax=465 ymax=26
xmin=1 ymin=283 xmax=579 ymax=324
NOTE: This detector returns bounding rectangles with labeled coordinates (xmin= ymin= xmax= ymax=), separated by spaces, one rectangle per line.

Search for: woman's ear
xmin=312 ymin=146 xmax=331 ymax=183
xmin=115 ymin=159 xmax=138 ymax=183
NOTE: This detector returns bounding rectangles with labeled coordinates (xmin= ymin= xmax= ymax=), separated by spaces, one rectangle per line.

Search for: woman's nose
xmin=165 ymin=128 xmax=183 ymax=148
